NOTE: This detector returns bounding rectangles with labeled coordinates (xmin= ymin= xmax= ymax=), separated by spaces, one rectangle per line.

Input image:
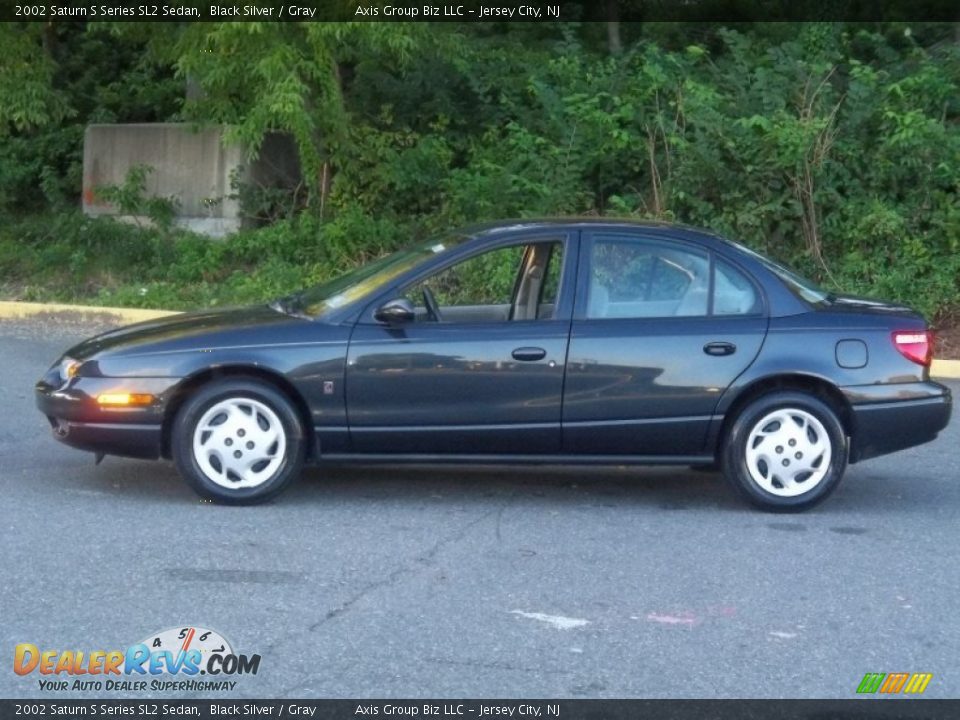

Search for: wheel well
xmin=160 ymin=367 xmax=316 ymax=461
xmin=716 ymin=375 xmax=854 ymax=456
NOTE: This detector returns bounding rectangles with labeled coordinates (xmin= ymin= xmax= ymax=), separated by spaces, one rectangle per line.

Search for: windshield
xmin=279 ymin=233 xmax=469 ymax=317
xmin=726 ymin=240 xmax=832 ymax=305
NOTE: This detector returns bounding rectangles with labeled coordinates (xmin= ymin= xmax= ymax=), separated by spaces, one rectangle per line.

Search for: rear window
xmin=726 ymin=240 xmax=831 ymax=306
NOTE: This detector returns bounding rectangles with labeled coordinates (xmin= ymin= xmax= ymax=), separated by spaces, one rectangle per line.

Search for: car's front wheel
xmin=722 ymin=391 xmax=847 ymax=512
xmin=171 ymin=378 xmax=305 ymax=504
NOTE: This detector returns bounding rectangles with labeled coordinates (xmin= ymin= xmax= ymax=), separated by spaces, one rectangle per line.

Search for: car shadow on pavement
xmin=83 ymin=457 xmax=950 ymax=516
xmin=83 ymin=458 xmax=741 ymax=510
xmin=297 ymin=463 xmax=744 ymax=513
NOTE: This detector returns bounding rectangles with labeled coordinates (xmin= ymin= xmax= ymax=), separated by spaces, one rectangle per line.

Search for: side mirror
xmin=374 ymin=298 xmax=416 ymax=324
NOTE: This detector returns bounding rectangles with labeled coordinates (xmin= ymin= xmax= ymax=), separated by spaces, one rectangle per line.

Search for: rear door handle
xmin=703 ymin=341 xmax=736 ymax=357
xmin=512 ymin=347 xmax=547 ymax=362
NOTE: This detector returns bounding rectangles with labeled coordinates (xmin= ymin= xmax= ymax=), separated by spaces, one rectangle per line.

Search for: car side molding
xmin=316 ymin=452 xmax=716 ymax=466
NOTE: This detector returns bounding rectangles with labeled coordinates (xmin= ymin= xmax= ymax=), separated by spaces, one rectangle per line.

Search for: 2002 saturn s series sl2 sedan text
xmin=36 ymin=220 xmax=952 ymax=511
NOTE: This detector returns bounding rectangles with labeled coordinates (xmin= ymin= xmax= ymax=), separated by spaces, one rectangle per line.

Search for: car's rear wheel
xmin=171 ymin=379 xmax=305 ymax=504
xmin=722 ymin=391 xmax=847 ymax=512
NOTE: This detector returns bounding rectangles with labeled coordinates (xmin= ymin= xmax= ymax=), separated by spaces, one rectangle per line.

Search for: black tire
xmin=721 ymin=391 xmax=848 ymax=512
xmin=171 ymin=378 xmax=306 ymax=504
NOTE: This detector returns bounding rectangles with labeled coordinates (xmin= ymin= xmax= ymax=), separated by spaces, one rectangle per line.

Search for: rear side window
xmin=586 ymin=237 xmax=710 ymax=319
xmin=713 ymin=260 xmax=761 ymax=315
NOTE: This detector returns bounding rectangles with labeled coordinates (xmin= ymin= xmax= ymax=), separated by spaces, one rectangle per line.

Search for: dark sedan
xmin=36 ymin=220 xmax=952 ymax=510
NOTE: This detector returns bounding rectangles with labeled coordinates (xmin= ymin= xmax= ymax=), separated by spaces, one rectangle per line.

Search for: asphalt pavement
xmin=2 ymin=317 xmax=958 ymax=699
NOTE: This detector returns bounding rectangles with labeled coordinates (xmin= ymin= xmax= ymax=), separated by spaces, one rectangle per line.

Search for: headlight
xmin=59 ymin=357 xmax=82 ymax=382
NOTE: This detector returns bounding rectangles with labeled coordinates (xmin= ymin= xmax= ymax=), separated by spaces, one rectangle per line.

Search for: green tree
xmin=0 ymin=23 xmax=73 ymax=134
xmin=161 ymin=21 xmax=423 ymax=213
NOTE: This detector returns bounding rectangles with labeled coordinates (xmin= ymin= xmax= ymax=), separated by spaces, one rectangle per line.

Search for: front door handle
xmin=703 ymin=341 xmax=737 ymax=357
xmin=512 ymin=347 xmax=547 ymax=362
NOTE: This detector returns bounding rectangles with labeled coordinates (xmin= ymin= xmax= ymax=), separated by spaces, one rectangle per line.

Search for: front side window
xmin=587 ymin=237 xmax=710 ymax=319
xmin=293 ymin=233 xmax=470 ymax=317
xmin=403 ymin=240 xmax=565 ymax=323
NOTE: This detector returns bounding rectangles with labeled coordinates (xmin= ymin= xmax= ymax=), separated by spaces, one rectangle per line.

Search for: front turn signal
xmin=96 ymin=393 xmax=154 ymax=406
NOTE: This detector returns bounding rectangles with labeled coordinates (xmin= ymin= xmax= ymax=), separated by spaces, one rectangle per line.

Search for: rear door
xmin=346 ymin=232 xmax=577 ymax=455
xmin=562 ymin=231 xmax=768 ymax=456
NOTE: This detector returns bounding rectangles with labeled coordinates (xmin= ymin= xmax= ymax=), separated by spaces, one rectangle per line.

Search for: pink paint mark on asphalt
xmin=708 ymin=605 xmax=737 ymax=617
xmin=646 ymin=611 xmax=699 ymax=626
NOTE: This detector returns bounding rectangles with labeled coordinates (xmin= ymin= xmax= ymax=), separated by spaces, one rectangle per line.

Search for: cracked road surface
xmin=2 ymin=318 xmax=959 ymax=698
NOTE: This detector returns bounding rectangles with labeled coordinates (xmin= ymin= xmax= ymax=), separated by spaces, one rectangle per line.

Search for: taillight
xmin=892 ymin=330 xmax=933 ymax=366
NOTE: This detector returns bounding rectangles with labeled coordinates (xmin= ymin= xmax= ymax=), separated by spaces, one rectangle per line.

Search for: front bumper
xmin=844 ymin=381 xmax=952 ymax=462
xmin=35 ymin=374 xmax=179 ymax=460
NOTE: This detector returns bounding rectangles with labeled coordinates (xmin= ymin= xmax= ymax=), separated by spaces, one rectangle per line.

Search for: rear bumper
xmin=844 ymin=381 xmax=952 ymax=462
xmin=35 ymin=376 xmax=176 ymax=460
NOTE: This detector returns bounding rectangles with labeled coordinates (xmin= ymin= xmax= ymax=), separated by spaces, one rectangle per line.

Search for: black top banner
xmin=3 ymin=0 xmax=959 ymax=22
xmin=2 ymin=700 xmax=960 ymax=720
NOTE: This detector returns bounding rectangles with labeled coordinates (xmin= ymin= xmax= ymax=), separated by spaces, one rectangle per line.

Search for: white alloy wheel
xmin=192 ymin=397 xmax=286 ymax=489
xmin=743 ymin=408 xmax=832 ymax=497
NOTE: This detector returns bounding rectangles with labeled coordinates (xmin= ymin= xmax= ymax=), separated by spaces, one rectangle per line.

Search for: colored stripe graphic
xmin=904 ymin=673 xmax=933 ymax=694
xmin=857 ymin=673 xmax=886 ymax=694
xmin=857 ymin=672 xmax=932 ymax=694
xmin=880 ymin=672 xmax=909 ymax=693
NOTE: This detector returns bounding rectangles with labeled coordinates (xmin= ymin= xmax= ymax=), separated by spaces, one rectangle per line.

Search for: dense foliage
xmin=0 ymin=21 xmax=958 ymax=319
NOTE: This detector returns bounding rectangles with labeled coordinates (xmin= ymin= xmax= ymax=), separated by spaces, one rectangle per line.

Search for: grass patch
xmin=0 ymin=212 xmax=385 ymax=310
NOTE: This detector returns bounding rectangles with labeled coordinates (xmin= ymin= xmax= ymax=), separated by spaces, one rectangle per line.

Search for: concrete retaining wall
xmin=82 ymin=124 xmax=300 ymax=237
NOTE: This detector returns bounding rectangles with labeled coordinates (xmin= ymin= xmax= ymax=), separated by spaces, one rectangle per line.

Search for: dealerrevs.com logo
xmin=857 ymin=672 xmax=933 ymax=695
xmin=14 ymin=626 xmax=261 ymax=693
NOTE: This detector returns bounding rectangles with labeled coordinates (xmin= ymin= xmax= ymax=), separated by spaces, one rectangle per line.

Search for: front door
xmin=346 ymin=233 xmax=576 ymax=455
xmin=563 ymin=231 xmax=768 ymax=456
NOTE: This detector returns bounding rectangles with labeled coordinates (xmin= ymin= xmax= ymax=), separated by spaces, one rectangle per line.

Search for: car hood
xmin=65 ymin=305 xmax=306 ymax=361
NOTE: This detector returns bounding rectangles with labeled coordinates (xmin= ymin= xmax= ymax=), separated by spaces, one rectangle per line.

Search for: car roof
xmin=460 ymin=217 xmax=731 ymax=247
